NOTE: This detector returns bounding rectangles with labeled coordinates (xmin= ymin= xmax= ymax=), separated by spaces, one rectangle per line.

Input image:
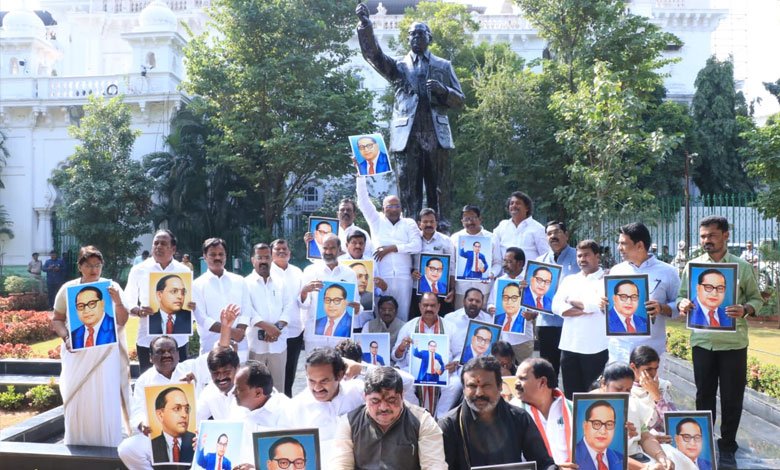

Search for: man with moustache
xmin=356 ymin=164 xmax=422 ymax=322
xmin=192 ymin=238 xmax=251 ymax=358
xmin=450 ymin=205 xmax=493 ymax=309
xmin=448 ymin=288 xmax=492 ymax=361
xmin=336 ymin=198 xmax=374 ymax=257
xmin=151 ymin=386 xmax=196 ymax=464
xmin=487 ymin=247 xmax=535 ymax=362
xmin=246 ymin=242 xmax=295 ymax=389
xmin=535 ymin=220 xmax=581 ymax=377
xmin=492 ymin=191 xmax=549 ymax=277
xmin=197 ymin=346 xmax=241 ymax=422
xmin=674 ymin=418 xmax=712 ymax=470
xmin=339 ymin=230 xmax=387 ymax=324
xmin=361 ymin=295 xmax=405 ymax=351
xmin=438 ymin=356 xmax=556 ymax=470
xmin=412 ymin=208 xmax=455 ymax=311
xmin=332 ymin=367 xmax=447 ymax=469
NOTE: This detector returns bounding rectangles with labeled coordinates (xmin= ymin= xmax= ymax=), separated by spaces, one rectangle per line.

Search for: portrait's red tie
xmin=172 ymin=437 xmax=180 ymax=462
xmin=709 ymin=310 xmax=719 ymax=326
xmin=85 ymin=327 xmax=94 ymax=347
xmin=626 ymin=317 xmax=636 ymax=333
xmin=372 ymin=355 xmax=377 ymax=365
xmin=432 ymin=283 xmax=438 ymax=294
xmin=368 ymin=160 xmax=375 ymax=174
xmin=324 ymin=319 xmax=335 ymax=336
xmin=166 ymin=314 xmax=174 ymax=334
xmin=503 ymin=316 xmax=512 ymax=332
xmin=216 ymin=456 xmax=221 ymax=470
xmin=597 ymin=452 xmax=607 ymax=470
xmin=536 ymin=296 xmax=543 ymax=310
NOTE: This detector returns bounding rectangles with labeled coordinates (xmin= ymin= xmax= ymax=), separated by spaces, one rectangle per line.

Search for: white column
xmin=34 ymin=207 xmax=54 ymax=252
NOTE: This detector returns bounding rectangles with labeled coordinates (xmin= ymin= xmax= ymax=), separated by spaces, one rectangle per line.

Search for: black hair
xmin=502 ymin=282 xmax=521 ymax=295
xmin=377 ymin=295 xmax=398 ymax=310
xmin=697 ymin=268 xmax=726 ymax=285
xmin=324 ymin=283 xmax=348 ymax=299
xmin=463 ymin=288 xmax=484 ymax=301
xmin=700 ymin=215 xmax=729 ymax=232
xmin=270 ymin=239 xmax=289 ymax=249
xmin=364 ymin=366 xmax=404 ymax=395
xmin=369 ymin=341 xmax=378 ymax=348
xmin=426 ymin=257 xmax=443 ymax=267
xmin=629 ymin=345 xmax=660 ymax=368
xmin=576 ymin=239 xmax=601 ymax=255
xmin=268 ymin=436 xmax=306 ymax=461
xmin=532 ymin=266 xmax=552 ymax=279
xmin=155 ymin=386 xmax=185 ymax=410
xmin=316 ymin=221 xmax=332 ymax=231
xmin=545 ymin=220 xmax=568 ymax=233
xmin=243 ymin=360 xmax=274 ymax=395
xmin=339 ymin=198 xmax=357 ymax=212
xmin=585 ymin=399 xmax=615 ymax=421
xmin=150 ymin=335 xmax=179 ymax=351
xmin=207 ymin=346 xmax=240 ymax=371
xmin=619 ymin=222 xmax=652 ymax=252
xmin=461 ymin=355 xmax=502 ymax=388
xmin=507 ymin=191 xmax=533 ymax=216
xmin=75 ymin=285 xmax=103 ymax=302
xmin=305 ymin=347 xmax=346 ymax=378
xmin=506 ymin=247 xmax=526 ymax=265
xmin=461 ymin=205 xmax=481 ymax=217
xmin=473 ymin=325 xmax=492 ymax=339
xmin=154 ymin=229 xmax=177 ymax=247
xmin=155 ymin=274 xmax=183 ymax=292
xmin=334 ymin=339 xmax=363 ymax=362
xmin=602 ymin=361 xmax=635 ymax=385
xmin=523 ymin=357 xmax=558 ymax=389
xmin=490 ymin=341 xmax=515 ymax=360
xmin=202 ymin=237 xmax=227 ymax=256
xmin=253 ymin=242 xmax=271 ymax=253
xmin=217 ymin=433 xmax=228 ymax=443
xmin=613 ymin=279 xmax=639 ymax=295
xmin=419 ymin=208 xmax=437 ymax=220
xmin=346 ymin=231 xmax=367 ymax=243
xmin=675 ymin=417 xmax=702 ymax=435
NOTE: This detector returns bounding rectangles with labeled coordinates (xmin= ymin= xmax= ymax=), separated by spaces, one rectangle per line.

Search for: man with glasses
xmin=523 ymin=266 xmax=554 ymax=311
xmin=71 ymin=285 xmax=116 ymax=348
xmin=461 ymin=325 xmax=493 ymax=364
xmin=361 ymin=296 xmax=405 ymax=355
xmin=689 ymin=270 xmax=730 ymax=328
xmin=677 ymin=216 xmax=762 ymax=469
xmin=267 ymin=437 xmax=307 ymax=470
xmin=332 ymin=367 xmax=446 ymax=469
xmin=412 ymin=208 xmax=455 ymax=313
xmin=355 ymin=136 xmax=390 ymax=176
xmin=607 ymin=280 xmax=647 ymax=334
xmin=576 ymin=400 xmax=623 ymax=470
xmin=447 ymin=288 xmax=492 ymax=364
xmin=674 ymin=419 xmax=712 ymax=470
xmin=315 ymin=284 xmax=353 ymax=338
xmin=419 ymin=257 xmax=448 ymax=294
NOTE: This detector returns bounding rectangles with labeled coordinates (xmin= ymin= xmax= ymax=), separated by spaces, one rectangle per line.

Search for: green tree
xmin=692 ymin=56 xmax=753 ymax=194
xmin=50 ymin=95 xmax=152 ymax=278
xmin=182 ymin=0 xmax=375 ymax=230
xmin=745 ymin=114 xmax=780 ymax=219
xmin=551 ymin=63 xmax=680 ymax=238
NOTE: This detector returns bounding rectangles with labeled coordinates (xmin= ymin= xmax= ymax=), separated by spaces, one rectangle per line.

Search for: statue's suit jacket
xmin=357 ymin=21 xmax=464 ymax=152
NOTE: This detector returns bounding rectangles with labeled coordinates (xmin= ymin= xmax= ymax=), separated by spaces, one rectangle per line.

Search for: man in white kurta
xmin=450 ymin=205 xmax=494 ymax=309
xmin=270 ymin=239 xmax=305 ymax=397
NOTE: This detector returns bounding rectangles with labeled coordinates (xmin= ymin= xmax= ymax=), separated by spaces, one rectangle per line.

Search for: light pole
xmin=684 ymin=152 xmax=698 ymax=257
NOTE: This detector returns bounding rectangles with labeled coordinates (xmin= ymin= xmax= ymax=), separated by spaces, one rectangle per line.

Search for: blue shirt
xmin=536 ymin=245 xmax=580 ymax=327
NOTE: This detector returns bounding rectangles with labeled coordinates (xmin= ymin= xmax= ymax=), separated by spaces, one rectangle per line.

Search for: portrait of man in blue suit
xmin=412 ymin=339 xmax=446 ymax=385
xmin=418 ymin=256 xmax=448 ymax=294
xmin=522 ymin=266 xmax=554 ymax=312
xmin=149 ymin=274 xmax=192 ymax=335
xmin=673 ymin=418 xmax=713 ymax=470
xmin=196 ymin=432 xmax=231 ymax=470
xmin=494 ymin=282 xmax=525 ymax=334
xmin=314 ymin=283 xmax=353 ymax=338
xmin=576 ymin=400 xmax=624 ymax=470
xmin=362 ymin=340 xmax=385 ymax=365
xmin=689 ymin=269 xmax=732 ymax=329
xmin=458 ymin=240 xmax=488 ymax=280
xmin=460 ymin=325 xmax=494 ymax=364
xmin=354 ymin=135 xmax=391 ymax=176
xmin=607 ymin=279 xmax=648 ymax=334
xmin=70 ymin=285 xmax=116 ymax=349
xmin=308 ymin=219 xmax=336 ymax=259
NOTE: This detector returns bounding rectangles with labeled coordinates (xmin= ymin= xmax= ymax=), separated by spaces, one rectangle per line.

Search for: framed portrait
xmin=501 ymin=376 xmax=520 ymax=403
xmin=494 ymin=279 xmax=526 ymax=338
xmin=604 ymin=274 xmax=650 ymax=337
xmin=687 ymin=263 xmax=738 ymax=332
xmin=664 ymin=411 xmax=717 ymax=470
xmin=572 ymin=393 xmax=629 ymax=470
xmin=456 ymin=234 xmax=492 ymax=281
xmin=460 ymin=319 xmax=501 ymax=364
xmin=472 ymin=463 xmax=537 ymax=470
xmin=253 ymin=428 xmax=321 ymax=470
xmin=353 ymin=332 xmax=390 ymax=366
xmin=65 ymin=280 xmax=117 ymax=351
xmin=314 ymin=281 xmax=355 ymax=338
xmin=341 ymin=259 xmax=375 ymax=312
xmin=410 ymin=333 xmax=450 ymax=387
xmin=521 ymin=261 xmax=562 ymax=315
xmin=307 ymin=216 xmax=339 ymax=260
xmin=193 ymin=420 xmax=244 ymax=470
xmin=416 ymin=253 xmax=451 ymax=297
xmin=348 ymin=133 xmax=392 ymax=177
xmin=144 ymin=382 xmax=197 ymax=466
xmin=147 ymin=271 xmax=193 ymax=336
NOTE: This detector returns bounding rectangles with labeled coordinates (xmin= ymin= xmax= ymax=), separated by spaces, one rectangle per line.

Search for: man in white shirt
xmin=450 ymin=204 xmax=493 ymax=309
xmin=552 ymin=240 xmax=608 ymax=399
xmin=356 ymin=172 xmax=422 ymax=322
xmin=412 ymin=208 xmax=455 ymax=312
xmin=118 ymin=335 xmax=195 ymax=470
xmin=300 ymin=234 xmax=361 ymax=351
xmin=270 ymin=239 xmax=305 ymax=397
xmin=245 ymin=242 xmax=296 ymax=390
xmin=337 ymin=197 xmax=374 ymax=257
xmin=492 ymin=191 xmax=549 ymax=277
xmin=125 ymin=229 xmax=193 ymax=372
xmin=191 ymin=238 xmax=250 ymax=359
xmin=197 ymin=345 xmax=241 ymax=422
xmin=608 ymin=223 xmax=680 ymax=365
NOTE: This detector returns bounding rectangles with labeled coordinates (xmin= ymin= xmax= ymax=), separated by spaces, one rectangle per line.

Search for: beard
xmin=465 ymin=395 xmax=498 ymax=414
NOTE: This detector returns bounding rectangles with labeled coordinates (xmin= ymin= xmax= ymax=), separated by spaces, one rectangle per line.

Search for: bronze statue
xmin=356 ymin=2 xmax=464 ymax=219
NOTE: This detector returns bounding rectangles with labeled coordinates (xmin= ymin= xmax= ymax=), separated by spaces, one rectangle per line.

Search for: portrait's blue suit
xmin=575 ymin=438 xmax=623 ymax=470
xmin=315 ymin=313 xmax=352 ymax=338
xmin=695 ymin=457 xmax=713 ymax=470
xmin=458 ymin=248 xmax=488 ymax=279
xmin=71 ymin=314 xmax=116 ymax=348
xmin=196 ymin=446 xmax=231 ymax=470
xmin=608 ymin=308 xmax=648 ymax=334
xmin=522 ymin=287 xmax=552 ymax=311
xmin=309 ymin=240 xmax=322 ymax=258
xmin=461 ymin=345 xmax=487 ymax=365
xmin=419 ymin=276 xmax=448 ymax=294
xmin=358 ymin=152 xmax=390 ymax=175
xmin=689 ymin=301 xmax=731 ymax=328
xmin=362 ymin=352 xmax=385 ymax=365
xmin=412 ymin=347 xmax=445 ymax=384
xmin=494 ymin=312 xmax=524 ymax=333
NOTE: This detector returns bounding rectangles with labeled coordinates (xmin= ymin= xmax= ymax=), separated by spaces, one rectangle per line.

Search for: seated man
xmin=438 ymin=356 xmax=557 ymax=470
xmin=197 ymin=346 xmax=240 ymax=422
xmin=332 ymin=367 xmax=447 ymax=469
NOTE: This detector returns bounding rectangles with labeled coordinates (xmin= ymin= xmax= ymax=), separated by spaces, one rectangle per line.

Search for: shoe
xmin=719 ymin=450 xmax=738 ymax=469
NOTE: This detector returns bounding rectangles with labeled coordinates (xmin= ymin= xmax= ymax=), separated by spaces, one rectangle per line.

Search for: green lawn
xmin=666 ymin=318 xmax=780 ymax=367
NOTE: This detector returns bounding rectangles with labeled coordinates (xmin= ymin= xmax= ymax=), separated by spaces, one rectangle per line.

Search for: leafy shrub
xmin=3 ymin=276 xmax=41 ymax=294
xmin=747 ymin=357 xmax=780 ymax=400
xmin=666 ymin=329 xmax=692 ymax=362
xmin=0 ymin=293 xmax=49 ymax=312
xmin=26 ymin=381 xmax=58 ymax=410
xmin=48 ymin=344 xmax=62 ymax=359
xmin=0 ymin=310 xmax=55 ymax=344
xmin=0 ymin=385 xmax=25 ymax=410
xmin=0 ymin=343 xmax=34 ymax=359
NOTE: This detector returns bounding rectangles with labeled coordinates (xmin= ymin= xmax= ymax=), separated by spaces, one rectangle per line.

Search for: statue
xmin=356 ymin=2 xmax=464 ymax=220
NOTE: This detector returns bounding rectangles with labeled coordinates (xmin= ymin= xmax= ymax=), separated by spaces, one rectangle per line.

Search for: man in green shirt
xmin=676 ymin=216 xmax=762 ymax=469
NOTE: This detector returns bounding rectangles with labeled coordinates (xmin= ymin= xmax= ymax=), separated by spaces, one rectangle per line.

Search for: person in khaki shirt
xmin=332 ymin=367 xmax=446 ymax=470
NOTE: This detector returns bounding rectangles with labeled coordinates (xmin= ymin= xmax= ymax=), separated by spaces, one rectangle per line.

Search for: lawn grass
xmin=667 ymin=318 xmax=780 ymax=367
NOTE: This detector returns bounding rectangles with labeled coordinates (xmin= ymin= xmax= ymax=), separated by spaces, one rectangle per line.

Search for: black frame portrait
xmin=687 ymin=262 xmax=738 ymax=332
xmin=572 ymin=392 xmax=629 ymax=470
xmin=664 ymin=411 xmax=717 ymax=470
xmin=253 ymin=428 xmax=321 ymax=470
xmin=416 ymin=253 xmax=451 ymax=297
xmin=604 ymin=274 xmax=650 ymax=337
xmin=520 ymin=260 xmax=563 ymax=315
xmin=459 ymin=319 xmax=502 ymax=364
xmin=307 ymin=216 xmax=339 ymax=260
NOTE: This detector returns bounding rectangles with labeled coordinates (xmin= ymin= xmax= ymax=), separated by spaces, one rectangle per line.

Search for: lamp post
xmin=684 ymin=152 xmax=698 ymax=257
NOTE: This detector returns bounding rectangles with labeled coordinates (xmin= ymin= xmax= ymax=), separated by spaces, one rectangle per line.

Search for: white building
xmin=0 ymin=0 xmax=773 ymax=268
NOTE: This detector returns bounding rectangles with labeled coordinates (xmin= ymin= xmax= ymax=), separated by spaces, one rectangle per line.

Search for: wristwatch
xmin=742 ymin=304 xmax=753 ymax=317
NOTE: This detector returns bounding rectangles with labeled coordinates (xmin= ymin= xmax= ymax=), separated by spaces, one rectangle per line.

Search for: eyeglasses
xmin=473 ymin=335 xmax=491 ymax=345
xmin=461 ymin=217 xmax=479 ymax=223
xmin=83 ymin=263 xmax=103 ymax=269
xmin=384 ymin=204 xmax=401 ymax=209
xmin=76 ymin=300 xmax=100 ymax=311
xmin=616 ymin=294 xmax=639 ymax=302
xmin=678 ymin=433 xmax=703 ymax=443
xmin=323 ymin=297 xmax=345 ymax=306
xmin=165 ymin=288 xmax=187 ymax=296
xmin=587 ymin=420 xmax=616 ymax=430
xmin=357 ymin=143 xmax=376 ymax=151
xmin=426 ymin=266 xmax=443 ymax=273
xmin=316 ymin=229 xmax=332 ymax=235
xmin=533 ymin=276 xmax=552 ymax=286
xmin=502 ymin=295 xmax=520 ymax=302
xmin=700 ymin=284 xmax=726 ymax=294
xmin=273 ymin=458 xmax=307 ymax=469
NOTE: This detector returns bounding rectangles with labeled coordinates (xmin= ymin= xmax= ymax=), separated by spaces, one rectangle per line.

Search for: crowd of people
xmin=49 ymin=173 xmax=762 ymax=470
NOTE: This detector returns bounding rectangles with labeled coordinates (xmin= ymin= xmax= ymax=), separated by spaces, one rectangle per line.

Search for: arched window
xmin=304 ymin=187 xmax=318 ymax=202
